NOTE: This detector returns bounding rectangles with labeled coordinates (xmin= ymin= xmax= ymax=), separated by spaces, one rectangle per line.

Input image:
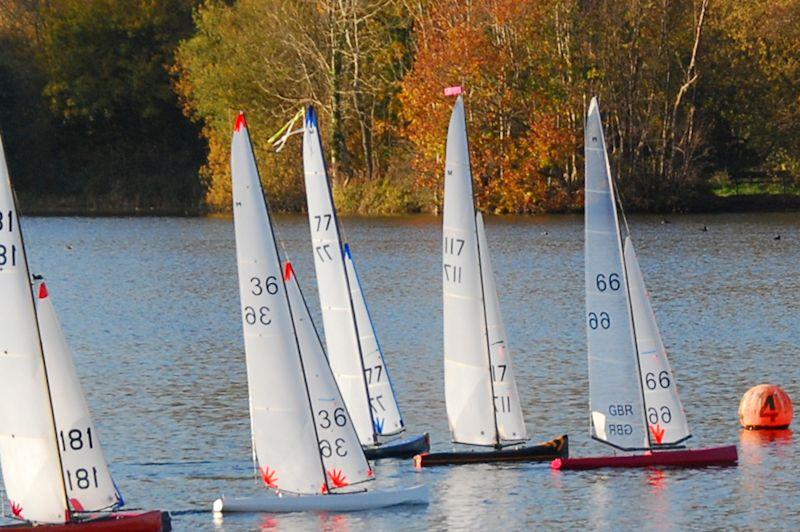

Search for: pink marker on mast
xmin=443 ymin=86 xmax=463 ymax=97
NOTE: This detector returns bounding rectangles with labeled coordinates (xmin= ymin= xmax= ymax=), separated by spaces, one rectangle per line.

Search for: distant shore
xmin=17 ymin=193 xmax=800 ymax=217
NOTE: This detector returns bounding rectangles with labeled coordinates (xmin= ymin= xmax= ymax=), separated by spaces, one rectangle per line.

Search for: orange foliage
xmin=400 ymin=0 xmax=572 ymax=213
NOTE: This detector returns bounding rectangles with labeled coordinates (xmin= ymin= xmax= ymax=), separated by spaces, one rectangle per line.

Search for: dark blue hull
xmin=363 ymin=433 xmax=430 ymax=460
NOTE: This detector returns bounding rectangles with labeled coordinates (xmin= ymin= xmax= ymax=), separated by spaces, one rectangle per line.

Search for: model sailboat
xmin=415 ymin=93 xmax=568 ymax=467
xmin=300 ymin=107 xmax=429 ymax=460
xmin=212 ymin=113 xmax=427 ymax=513
xmin=551 ymin=98 xmax=737 ymax=470
xmin=0 ymin=135 xmax=168 ymax=530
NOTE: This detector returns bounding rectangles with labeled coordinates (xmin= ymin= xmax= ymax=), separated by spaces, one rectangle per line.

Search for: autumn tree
xmin=400 ymin=0 xmax=571 ymax=213
xmin=174 ymin=0 xmax=413 ymax=212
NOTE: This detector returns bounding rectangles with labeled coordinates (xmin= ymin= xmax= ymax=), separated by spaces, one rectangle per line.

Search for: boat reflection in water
xmin=740 ymin=429 xmax=793 ymax=465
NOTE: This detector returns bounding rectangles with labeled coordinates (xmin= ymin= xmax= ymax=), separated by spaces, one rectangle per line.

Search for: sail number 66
xmin=645 ymin=371 xmax=671 ymax=390
xmin=595 ymin=273 xmax=621 ymax=292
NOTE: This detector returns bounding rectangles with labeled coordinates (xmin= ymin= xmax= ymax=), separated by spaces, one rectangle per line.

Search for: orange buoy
xmin=739 ymin=384 xmax=793 ymax=429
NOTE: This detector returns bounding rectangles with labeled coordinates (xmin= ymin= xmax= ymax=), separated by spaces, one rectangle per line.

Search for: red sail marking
xmin=367 ymin=468 xmax=374 ymax=478
xmin=234 ymin=112 xmax=247 ymax=133
xmin=650 ymin=423 xmax=666 ymax=444
xmin=260 ymin=466 xmax=278 ymax=488
xmin=10 ymin=501 xmax=23 ymax=518
xmin=327 ymin=468 xmax=348 ymax=488
xmin=284 ymin=261 xmax=295 ymax=281
xmin=70 ymin=498 xmax=85 ymax=512
xmin=39 ymin=282 xmax=49 ymax=299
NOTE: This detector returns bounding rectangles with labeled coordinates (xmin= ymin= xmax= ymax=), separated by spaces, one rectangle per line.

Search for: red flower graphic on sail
xmin=10 ymin=501 xmax=23 ymax=519
xmin=327 ymin=469 xmax=348 ymax=488
xmin=260 ymin=466 xmax=278 ymax=488
xmin=650 ymin=423 xmax=666 ymax=444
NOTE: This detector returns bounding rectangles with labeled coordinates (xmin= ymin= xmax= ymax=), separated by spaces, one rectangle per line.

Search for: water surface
xmin=1 ymin=213 xmax=798 ymax=530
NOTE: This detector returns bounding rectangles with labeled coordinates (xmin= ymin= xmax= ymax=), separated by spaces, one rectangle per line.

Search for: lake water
xmin=1 ymin=213 xmax=798 ymax=530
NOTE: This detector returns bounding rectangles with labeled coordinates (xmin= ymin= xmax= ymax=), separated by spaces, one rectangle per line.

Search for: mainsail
xmin=232 ymin=112 xmax=327 ymax=494
xmin=0 ymin=134 xmax=69 ymax=523
xmin=584 ymin=97 xmax=649 ymax=451
xmin=624 ymin=237 xmax=691 ymax=446
xmin=442 ymin=96 xmax=498 ymax=446
xmin=475 ymin=213 xmax=527 ymax=442
xmin=302 ymin=107 xmax=376 ymax=445
xmin=342 ymin=244 xmax=404 ymax=437
xmin=35 ymin=280 xmax=121 ymax=512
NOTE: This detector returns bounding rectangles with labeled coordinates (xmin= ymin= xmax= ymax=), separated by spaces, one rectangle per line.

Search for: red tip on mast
xmin=234 ymin=112 xmax=247 ymax=132
xmin=38 ymin=282 xmax=49 ymax=299
xmin=444 ymin=86 xmax=463 ymax=96
xmin=284 ymin=261 xmax=295 ymax=281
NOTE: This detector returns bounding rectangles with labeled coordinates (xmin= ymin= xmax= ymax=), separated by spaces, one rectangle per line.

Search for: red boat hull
xmin=551 ymin=445 xmax=738 ymax=470
xmin=0 ymin=510 xmax=170 ymax=531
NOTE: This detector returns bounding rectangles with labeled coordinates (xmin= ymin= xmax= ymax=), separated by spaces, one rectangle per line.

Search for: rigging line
xmin=613 ymin=174 xmax=632 ymax=240
xmin=267 ymin=108 xmax=306 ymax=264
xmin=243 ymin=116 xmax=331 ymax=493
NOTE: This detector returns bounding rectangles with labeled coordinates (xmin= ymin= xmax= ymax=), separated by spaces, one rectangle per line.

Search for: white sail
xmin=35 ymin=281 xmax=121 ymax=512
xmin=623 ymin=237 xmax=691 ymax=446
xmin=584 ymin=98 xmax=649 ymax=450
xmin=475 ymin=213 xmax=527 ymax=442
xmin=283 ymin=261 xmax=373 ymax=489
xmin=302 ymin=107 xmax=375 ymax=446
xmin=231 ymin=113 xmax=327 ymax=494
xmin=442 ymin=96 xmax=497 ymax=446
xmin=0 ymin=135 xmax=69 ymax=523
xmin=342 ymin=244 xmax=404 ymax=436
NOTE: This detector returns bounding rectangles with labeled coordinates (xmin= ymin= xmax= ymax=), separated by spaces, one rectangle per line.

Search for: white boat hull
xmin=213 ymin=485 xmax=429 ymax=513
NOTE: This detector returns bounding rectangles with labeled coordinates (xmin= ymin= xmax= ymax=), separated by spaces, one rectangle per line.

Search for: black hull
xmin=414 ymin=434 xmax=568 ymax=467
xmin=363 ymin=433 xmax=430 ymax=460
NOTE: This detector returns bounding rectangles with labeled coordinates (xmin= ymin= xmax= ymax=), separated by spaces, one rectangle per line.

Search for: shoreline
xmin=17 ymin=193 xmax=800 ymax=218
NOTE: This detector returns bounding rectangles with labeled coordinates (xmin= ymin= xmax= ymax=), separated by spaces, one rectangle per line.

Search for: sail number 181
xmin=59 ymin=428 xmax=94 ymax=452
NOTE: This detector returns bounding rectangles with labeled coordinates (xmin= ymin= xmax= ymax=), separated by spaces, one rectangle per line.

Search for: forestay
xmin=302 ymin=107 xmax=376 ymax=446
xmin=343 ymin=244 xmax=404 ymax=437
xmin=475 ymin=213 xmax=527 ymax=442
xmin=231 ymin=113 xmax=327 ymax=494
xmin=442 ymin=96 xmax=497 ymax=446
xmin=283 ymin=262 xmax=373 ymax=488
xmin=624 ymin=237 xmax=691 ymax=446
xmin=35 ymin=281 xmax=121 ymax=512
xmin=584 ymin=98 xmax=649 ymax=451
xmin=0 ymin=134 xmax=69 ymax=524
